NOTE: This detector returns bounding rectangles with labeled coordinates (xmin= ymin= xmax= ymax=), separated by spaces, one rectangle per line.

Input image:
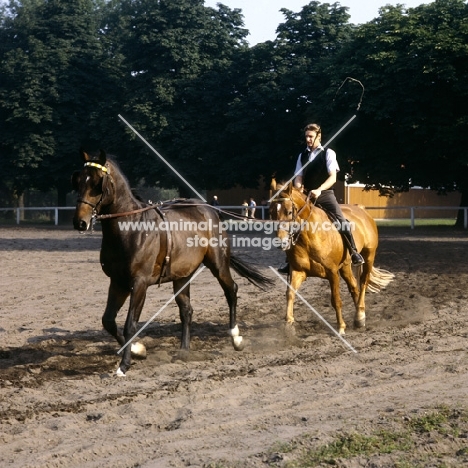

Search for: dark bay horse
xmin=72 ymin=149 xmax=272 ymax=376
xmin=270 ymin=180 xmax=394 ymax=335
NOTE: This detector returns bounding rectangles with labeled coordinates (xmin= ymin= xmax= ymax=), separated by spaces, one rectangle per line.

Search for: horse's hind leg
xmin=354 ymin=256 xmax=374 ymax=328
xmin=173 ymin=278 xmax=193 ymax=350
xmin=205 ymin=257 xmax=243 ymax=351
xmin=339 ymin=264 xmax=361 ymax=326
xmin=350 ymin=248 xmax=376 ymax=328
xmin=102 ymin=280 xmax=129 ymax=347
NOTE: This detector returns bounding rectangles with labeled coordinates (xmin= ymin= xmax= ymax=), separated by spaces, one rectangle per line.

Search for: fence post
xmin=410 ymin=207 xmax=415 ymax=229
xmin=465 ymin=207 xmax=468 ymax=230
xmin=16 ymin=208 xmax=20 ymax=225
xmin=55 ymin=208 xmax=59 ymax=225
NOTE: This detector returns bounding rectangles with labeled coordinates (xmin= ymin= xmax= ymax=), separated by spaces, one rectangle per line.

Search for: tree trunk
xmin=455 ymin=189 xmax=468 ymax=228
xmin=16 ymin=192 xmax=25 ymax=221
xmin=57 ymin=185 xmax=71 ymax=225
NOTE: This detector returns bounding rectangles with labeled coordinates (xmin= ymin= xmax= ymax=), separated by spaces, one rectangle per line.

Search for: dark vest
xmin=300 ymin=148 xmax=335 ymax=191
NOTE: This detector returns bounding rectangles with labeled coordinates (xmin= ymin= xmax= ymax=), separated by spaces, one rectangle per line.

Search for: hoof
xmin=131 ymin=342 xmax=147 ymax=359
xmin=283 ymin=322 xmax=296 ymax=337
xmin=339 ymin=328 xmax=346 ymax=336
xmin=232 ymin=335 xmax=244 ymax=351
xmin=354 ymin=319 xmax=366 ymax=329
xmin=116 ymin=367 xmax=126 ymax=377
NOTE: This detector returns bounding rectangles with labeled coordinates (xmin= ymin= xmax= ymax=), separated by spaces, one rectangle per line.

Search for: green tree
xmin=109 ymin=0 xmax=248 ymax=195
xmin=0 ymin=0 xmax=121 ymax=206
xmin=221 ymin=1 xmax=353 ymax=187
xmin=333 ymin=0 xmax=468 ymax=223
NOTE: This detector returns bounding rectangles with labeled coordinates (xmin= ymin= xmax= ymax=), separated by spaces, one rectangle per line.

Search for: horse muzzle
xmin=73 ymin=217 xmax=90 ymax=232
xmin=73 ymin=206 xmax=93 ymax=232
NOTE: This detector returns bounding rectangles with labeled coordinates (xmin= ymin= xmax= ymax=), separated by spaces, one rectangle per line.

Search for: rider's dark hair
xmin=304 ymin=123 xmax=321 ymax=135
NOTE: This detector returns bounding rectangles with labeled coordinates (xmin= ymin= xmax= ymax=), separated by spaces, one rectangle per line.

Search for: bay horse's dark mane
xmin=100 ymin=155 xmax=194 ymax=207
xmin=89 ymin=153 xmax=148 ymax=207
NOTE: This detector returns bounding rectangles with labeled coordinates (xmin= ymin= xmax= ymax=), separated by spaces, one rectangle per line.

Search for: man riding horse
xmin=278 ymin=123 xmax=364 ymax=273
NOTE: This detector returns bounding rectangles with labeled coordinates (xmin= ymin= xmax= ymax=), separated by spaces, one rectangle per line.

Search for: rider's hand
xmin=309 ymin=189 xmax=322 ymax=199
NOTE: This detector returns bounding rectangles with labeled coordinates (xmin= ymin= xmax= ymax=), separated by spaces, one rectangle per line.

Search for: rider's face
xmin=305 ymin=130 xmax=321 ymax=150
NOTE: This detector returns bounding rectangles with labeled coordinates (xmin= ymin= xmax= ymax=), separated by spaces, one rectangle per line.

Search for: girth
xmin=154 ymin=206 xmax=172 ymax=285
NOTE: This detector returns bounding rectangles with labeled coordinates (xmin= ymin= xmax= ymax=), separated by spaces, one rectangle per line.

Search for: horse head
xmin=269 ymin=181 xmax=308 ymax=251
xmin=72 ymin=149 xmax=115 ymax=232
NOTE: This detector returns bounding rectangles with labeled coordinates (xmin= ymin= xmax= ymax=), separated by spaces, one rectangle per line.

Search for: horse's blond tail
xmin=366 ymin=267 xmax=395 ymax=293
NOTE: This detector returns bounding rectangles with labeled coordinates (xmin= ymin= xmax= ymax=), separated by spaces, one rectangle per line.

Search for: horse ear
xmin=287 ymin=181 xmax=293 ymax=195
xmin=270 ymin=178 xmax=277 ymax=191
xmin=71 ymin=171 xmax=80 ymax=191
xmin=98 ymin=149 xmax=107 ymax=166
xmin=80 ymin=148 xmax=92 ymax=162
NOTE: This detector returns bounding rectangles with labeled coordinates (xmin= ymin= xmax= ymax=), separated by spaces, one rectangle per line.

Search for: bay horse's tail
xmin=230 ymin=255 xmax=274 ymax=291
xmin=366 ymin=266 xmax=395 ymax=293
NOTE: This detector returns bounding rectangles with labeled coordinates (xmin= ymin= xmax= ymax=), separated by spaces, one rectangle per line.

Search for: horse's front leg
xmin=173 ymin=279 xmax=193 ymax=351
xmin=328 ymin=273 xmax=346 ymax=335
xmin=116 ymin=277 xmax=147 ymax=376
xmin=102 ymin=279 xmax=130 ymax=347
xmin=286 ymin=270 xmax=307 ymax=324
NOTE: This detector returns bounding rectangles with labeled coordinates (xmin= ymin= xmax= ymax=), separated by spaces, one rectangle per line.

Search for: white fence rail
xmin=365 ymin=206 xmax=468 ymax=229
xmin=0 ymin=205 xmax=467 ymax=228
xmin=0 ymin=207 xmax=76 ymax=226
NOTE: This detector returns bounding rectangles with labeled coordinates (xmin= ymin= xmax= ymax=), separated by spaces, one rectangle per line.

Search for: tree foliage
xmin=0 ymin=0 xmax=121 ymax=203
xmin=104 ymin=0 xmax=249 ymax=194
xmin=334 ymin=0 xmax=468 ymax=197
xmin=0 ymin=0 xmax=467 ymax=212
xmin=220 ymin=1 xmax=353 ymax=185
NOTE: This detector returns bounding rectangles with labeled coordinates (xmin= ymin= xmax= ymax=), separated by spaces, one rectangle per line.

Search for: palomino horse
xmin=270 ymin=180 xmax=393 ymax=335
xmin=72 ymin=149 xmax=272 ymax=376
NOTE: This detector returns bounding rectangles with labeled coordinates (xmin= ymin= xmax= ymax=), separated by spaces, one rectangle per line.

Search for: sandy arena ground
xmin=0 ymin=224 xmax=467 ymax=467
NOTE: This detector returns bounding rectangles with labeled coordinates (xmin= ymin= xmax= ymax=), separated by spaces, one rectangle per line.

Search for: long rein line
xmin=79 ymin=162 xmax=258 ymax=223
xmin=94 ymin=202 xmax=248 ymax=222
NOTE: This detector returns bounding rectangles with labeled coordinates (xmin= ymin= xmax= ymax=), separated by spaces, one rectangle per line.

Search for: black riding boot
xmin=340 ymin=228 xmax=365 ymax=266
xmin=278 ymin=258 xmax=289 ymax=274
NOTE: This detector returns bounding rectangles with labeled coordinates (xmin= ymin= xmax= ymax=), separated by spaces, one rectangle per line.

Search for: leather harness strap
xmin=95 ymin=205 xmax=156 ymax=220
xmin=155 ymin=206 xmax=172 ymax=285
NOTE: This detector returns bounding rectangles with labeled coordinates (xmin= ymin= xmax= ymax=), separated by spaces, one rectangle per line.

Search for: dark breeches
xmin=316 ymin=190 xmax=351 ymax=232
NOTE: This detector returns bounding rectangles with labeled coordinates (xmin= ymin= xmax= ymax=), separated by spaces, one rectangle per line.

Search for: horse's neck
xmin=291 ymin=192 xmax=309 ymax=217
xmin=292 ymin=193 xmax=325 ymax=223
xmin=100 ymin=164 xmax=145 ymax=243
xmin=107 ymin=163 xmax=141 ymax=213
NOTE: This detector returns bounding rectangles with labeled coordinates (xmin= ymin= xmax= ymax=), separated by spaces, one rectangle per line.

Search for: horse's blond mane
xmin=276 ymin=183 xmax=307 ymax=203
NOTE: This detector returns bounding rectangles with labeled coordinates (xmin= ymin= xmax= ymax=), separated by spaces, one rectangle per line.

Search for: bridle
xmin=76 ymin=161 xmax=113 ymax=227
xmin=272 ymin=191 xmax=314 ymax=247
